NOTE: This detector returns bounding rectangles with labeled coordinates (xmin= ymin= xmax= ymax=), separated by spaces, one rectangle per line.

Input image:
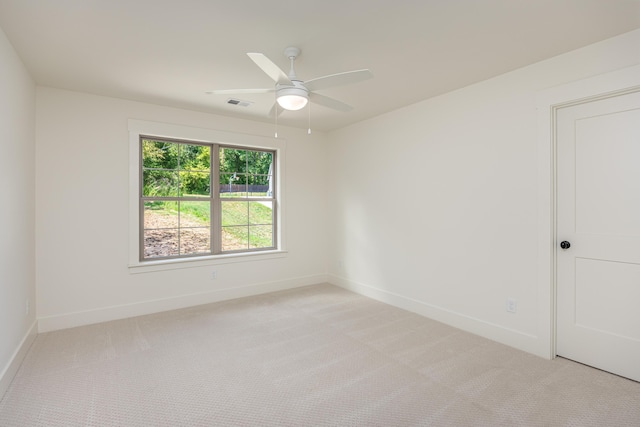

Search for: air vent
xmin=227 ymin=98 xmax=253 ymax=107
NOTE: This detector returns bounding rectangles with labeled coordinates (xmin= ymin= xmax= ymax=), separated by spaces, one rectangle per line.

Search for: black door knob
xmin=560 ymin=241 xmax=571 ymax=249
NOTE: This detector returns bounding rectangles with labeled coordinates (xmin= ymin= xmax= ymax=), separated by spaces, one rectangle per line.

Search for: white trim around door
xmin=536 ymin=63 xmax=640 ymax=360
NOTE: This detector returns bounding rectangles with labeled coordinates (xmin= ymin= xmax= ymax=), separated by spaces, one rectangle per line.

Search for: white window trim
xmin=128 ymin=119 xmax=287 ymax=273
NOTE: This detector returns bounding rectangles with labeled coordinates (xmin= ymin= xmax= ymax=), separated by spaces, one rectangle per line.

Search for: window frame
xmin=128 ymin=120 xmax=286 ymax=273
xmin=215 ymin=143 xmax=278 ymax=255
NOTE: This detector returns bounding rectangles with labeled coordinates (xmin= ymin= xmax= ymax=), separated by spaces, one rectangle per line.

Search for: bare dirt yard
xmin=143 ymin=210 xmax=242 ymax=257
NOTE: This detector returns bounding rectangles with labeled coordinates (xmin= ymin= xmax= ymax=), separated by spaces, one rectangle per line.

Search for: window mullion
xmin=212 ymin=144 xmax=221 ymax=254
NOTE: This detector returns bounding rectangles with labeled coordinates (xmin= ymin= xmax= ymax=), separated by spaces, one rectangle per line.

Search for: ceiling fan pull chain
xmin=308 ymin=101 xmax=312 ymax=135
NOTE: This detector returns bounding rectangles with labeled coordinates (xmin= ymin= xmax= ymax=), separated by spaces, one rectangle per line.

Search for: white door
xmin=556 ymin=89 xmax=640 ymax=382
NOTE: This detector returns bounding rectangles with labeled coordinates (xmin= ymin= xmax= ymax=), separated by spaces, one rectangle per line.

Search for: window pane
xmin=220 ymin=173 xmax=247 ymax=198
xmin=179 ymin=144 xmax=210 ymax=172
xmin=221 ymin=201 xmax=248 ymax=226
xmin=143 ymin=170 xmax=179 ymax=197
xmin=144 ymin=201 xmax=179 ymax=258
xmin=144 ymin=229 xmax=179 ymax=258
xmin=144 ymin=201 xmax=178 ymax=229
xmin=249 ymin=225 xmax=273 ymax=248
xmin=178 ymin=201 xmax=210 ymax=254
xmin=249 ymin=201 xmax=272 ymax=225
xmin=180 ymin=228 xmax=210 ymax=255
xmin=142 ymin=140 xmax=178 ymax=169
xmin=249 ymin=175 xmax=270 ymax=197
xmin=179 ymin=201 xmax=210 ymax=226
xmin=219 ymin=147 xmax=247 ymax=174
xmin=179 ymin=171 xmax=210 ymax=197
xmin=248 ymin=150 xmax=273 ymax=175
xmin=221 ymin=226 xmax=249 ymax=251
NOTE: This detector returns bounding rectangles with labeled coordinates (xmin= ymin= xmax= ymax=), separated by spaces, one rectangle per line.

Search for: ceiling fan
xmin=206 ymin=47 xmax=373 ymax=115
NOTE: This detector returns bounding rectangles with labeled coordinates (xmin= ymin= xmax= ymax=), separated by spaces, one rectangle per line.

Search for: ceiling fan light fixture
xmin=277 ymin=94 xmax=308 ymax=110
xmin=276 ymin=86 xmax=309 ymax=111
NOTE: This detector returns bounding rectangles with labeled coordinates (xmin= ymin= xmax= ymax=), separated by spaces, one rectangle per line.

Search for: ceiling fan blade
xmin=267 ymin=102 xmax=284 ymax=118
xmin=247 ymin=53 xmax=293 ymax=86
xmin=205 ymin=88 xmax=274 ymax=95
xmin=309 ymin=93 xmax=354 ymax=112
xmin=305 ymin=69 xmax=373 ymax=92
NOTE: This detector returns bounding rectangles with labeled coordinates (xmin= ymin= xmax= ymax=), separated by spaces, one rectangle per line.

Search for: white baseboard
xmin=329 ymin=274 xmax=548 ymax=359
xmin=0 ymin=320 xmax=37 ymax=399
xmin=38 ymin=274 xmax=328 ymax=333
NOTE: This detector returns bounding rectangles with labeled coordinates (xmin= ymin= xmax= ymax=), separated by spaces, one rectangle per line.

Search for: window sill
xmin=128 ymin=250 xmax=288 ymax=274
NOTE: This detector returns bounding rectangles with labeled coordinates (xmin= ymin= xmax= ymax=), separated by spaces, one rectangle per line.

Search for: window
xmin=140 ymin=136 xmax=276 ymax=261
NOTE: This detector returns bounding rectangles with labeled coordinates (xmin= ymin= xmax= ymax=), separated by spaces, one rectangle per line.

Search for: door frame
xmin=536 ymin=63 xmax=640 ymax=360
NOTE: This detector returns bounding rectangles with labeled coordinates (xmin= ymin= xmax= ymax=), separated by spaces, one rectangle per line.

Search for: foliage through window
xmin=141 ymin=137 xmax=276 ymax=260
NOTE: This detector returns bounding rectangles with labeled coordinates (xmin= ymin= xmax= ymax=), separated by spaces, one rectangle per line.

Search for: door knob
xmin=560 ymin=241 xmax=571 ymax=249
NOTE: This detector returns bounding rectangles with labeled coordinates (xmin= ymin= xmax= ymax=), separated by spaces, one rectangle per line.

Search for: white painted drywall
xmin=0 ymin=26 xmax=36 ymax=393
xmin=327 ymin=29 xmax=640 ymax=358
xmin=23 ymin=26 xmax=640 ymax=362
xmin=35 ymin=88 xmax=328 ymax=331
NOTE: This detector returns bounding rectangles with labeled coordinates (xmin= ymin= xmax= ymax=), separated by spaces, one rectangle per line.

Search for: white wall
xmin=18 ymin=24 xmax=640 ymax=363
xmin=327 ymin=29 xmax=640 ymax=358
xmin=35 ymin=88 xmax=328 ymax=331
xmin=0 ymin=26 xmax=36 ymax=395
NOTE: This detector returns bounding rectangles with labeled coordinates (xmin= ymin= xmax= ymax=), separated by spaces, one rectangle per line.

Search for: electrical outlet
xmin=506 ymin=297 xmax=517 ymax=313
xmin=211 ymin=271 xmax=217 ymax=280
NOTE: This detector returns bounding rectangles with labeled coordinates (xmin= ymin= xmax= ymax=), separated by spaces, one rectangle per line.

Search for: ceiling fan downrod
xmin=283 ymin=46 xmax=301 ymax=81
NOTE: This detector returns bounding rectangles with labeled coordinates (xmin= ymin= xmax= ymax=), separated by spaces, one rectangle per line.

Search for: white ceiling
xmin=1 ymin=0 xmax=639 ymax=132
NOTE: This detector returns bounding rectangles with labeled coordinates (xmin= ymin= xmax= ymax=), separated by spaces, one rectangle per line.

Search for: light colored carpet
xmin=1 ymin=283 xmax=639 ymax=426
